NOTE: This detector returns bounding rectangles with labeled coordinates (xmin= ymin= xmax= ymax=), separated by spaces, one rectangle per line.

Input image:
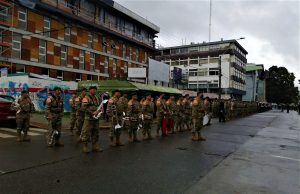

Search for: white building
xmin=156 ymin=40 xmax=248 ymax=99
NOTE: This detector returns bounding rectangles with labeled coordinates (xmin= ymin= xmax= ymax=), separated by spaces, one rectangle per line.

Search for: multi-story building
xmin=0 ymin=0 xmax=159 ymax=81
xmin=156 ymin=39 xmax=248 ymax=99
xmin=243 ymin=63 xmax=266 ymax=102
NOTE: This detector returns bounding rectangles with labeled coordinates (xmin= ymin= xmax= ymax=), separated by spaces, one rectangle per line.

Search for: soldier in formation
xmin=127 ymin=92 xmax=141 ymax=142
xmin=69 ymin=91 xmax=78 ymax=135
xmin=45 ymin=87 xmax=64 ymax=147
xmin=106 ymin=90 xmax=124 ymax=146
xmin=141 ymin=93 xmax=154 ymax=140
xmin=11 ymin=90 xmax=35 ymax=142
xmin=191 ymin=92 xmax=206 ymax=141
xmin=80 ymin=86 xmax=102 ymax=153
xmin=74 ymin=88 xmax=87 ymax=142
xmin=62 ymin=89 xmax=261 ymax=152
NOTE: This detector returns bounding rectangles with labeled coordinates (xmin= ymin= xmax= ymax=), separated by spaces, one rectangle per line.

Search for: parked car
xmin=0 ymin=95 xmax=16 ymax=124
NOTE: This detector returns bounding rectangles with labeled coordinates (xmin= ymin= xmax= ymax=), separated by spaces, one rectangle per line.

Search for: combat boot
xmin=92 ymin=143 xmax=103 ymax=152
xmin=116 ymin=136 xmax=124 ymax=146
xmin=128 ymin=134 xmax=133 ymax=143
xmin=156 ymin=130 xmax=160 ymax=137
xmin=75 ymin=133 xmax=82 ymax=144
xmin=110 ymin=136 xmax=115 ymax=146
xmin=148 ymin=133 xmax=153 ymax=140
xmin=22 ymin=132 xmax=31 ymax=142
xmin=82 ymin=142 xmax=90 ymax=153
xmin=16 ymin=131 xmax=22 ymax=142
xmin=191 ymin=133 xmax=197 ymax=141
xmin=55 ymin=140 xmax=64 ymax=147
xmin=133 ymin=134 xmax=141 ymax=142
xmin=197 ymin=132 xmax=206 ymax=141
xmin=142 ymin=134 xmax=148 ymax=140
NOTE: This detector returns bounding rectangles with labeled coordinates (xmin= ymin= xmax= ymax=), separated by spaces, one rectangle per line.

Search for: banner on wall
xmin=0 ymin=74 xmax=77 ymax=112
xmin=0 ymin=68 xmax=8 ymax=77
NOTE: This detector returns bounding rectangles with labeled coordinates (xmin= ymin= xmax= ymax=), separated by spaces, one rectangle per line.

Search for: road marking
xmin=253 ymin=115 xmax=276 ymax=118
xmin=0 ymin=132 xmax=15 ymax=138
xmin=271 ymin=155 xmax=300 ymax=162
xmin=29 ymin=128 xmax=48 ymax=133
xmin=0 ymin=128 xmax=41 ymax=136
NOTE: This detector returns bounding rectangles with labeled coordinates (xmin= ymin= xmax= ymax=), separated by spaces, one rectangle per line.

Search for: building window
xmin=90 ymin=53 xmax=95 ymax=71
xmin=15 ymin=64 xmax=25 ymax=73
xmin=88 ymin=32 xmax=93 ymax=48
xmin=102 ymin=36 xmax=107 ymax=53
xmin=104 ymin=57 xmax=108 ymax=74
xmin=189 ymin=58 xmax=198 ymax=65
xmin=144 ymin=52 xmax=147 ymax=63
xmin=87 ymin=74 xmax=92 ymax=80
xmin=124 ymin=62 xmax=128 ymax=73
xmin=0 ymin=5 xmax=8 ymax=23
xmin=12 ymin=33 xmax=21 ymax=59
xmin=122 ymin=44 xmax=126 ymax=58
xmin=64 ymin=24 xmax=71 ymax=42
xmin=17 ymin=7 xmax=27 ymax=30
xmin=136 ymin=48 xmax=139 ymax=62
xmin=209 ymin=68 xmax=219 ymax=76
xmin=79 ymin=50 xmax=85 ymax=70
xmin=129 ymin=47 xmax=132 ymax=60
xmin=111 ymin=40 xmax=116 ymax=55
xmin=41 ymin=68 xmax=49 ymax=76
xmin=43 ymin=17 xmax=51 ymax=37
xmin=113 ymin=58 xmax=117 ymax=75
xmin=61 ymin=45 xmax=67 ymax=66
xmin=39 ymin=39 xmax=46 ymax=63
xmin=76 ymin=73 xmax=81 ymax=81
xmin=57 ymin=70 xmax=63 ymax=80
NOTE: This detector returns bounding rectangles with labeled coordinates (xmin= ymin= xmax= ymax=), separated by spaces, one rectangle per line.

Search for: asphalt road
xmin=0 ymin=110 xmax=296 ymax=194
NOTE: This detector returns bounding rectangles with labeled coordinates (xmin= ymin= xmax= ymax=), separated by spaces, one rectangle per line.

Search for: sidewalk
xmin=185 ymin=110 xmax=300 ymax=194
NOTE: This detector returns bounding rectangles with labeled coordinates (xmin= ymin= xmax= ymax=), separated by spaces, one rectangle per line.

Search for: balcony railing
xmin=40 ymin=0 xmax=154 ymax=48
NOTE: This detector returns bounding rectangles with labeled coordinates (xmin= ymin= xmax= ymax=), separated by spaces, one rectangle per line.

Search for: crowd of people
xmin=12 ymin=86 xmax=262 ymax=153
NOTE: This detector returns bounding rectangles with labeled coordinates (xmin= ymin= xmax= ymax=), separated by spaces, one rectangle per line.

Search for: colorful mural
xmin=0 ymin=75 xmax=77 ymax=112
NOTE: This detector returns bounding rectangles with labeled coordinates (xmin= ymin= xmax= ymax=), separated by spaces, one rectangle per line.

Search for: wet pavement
xmin=0 ymin=110 xmax=298 ymax=194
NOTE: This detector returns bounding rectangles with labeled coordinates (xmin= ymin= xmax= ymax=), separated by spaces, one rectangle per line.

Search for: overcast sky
xmin=116 ymin=0 xmax=300 ymax=86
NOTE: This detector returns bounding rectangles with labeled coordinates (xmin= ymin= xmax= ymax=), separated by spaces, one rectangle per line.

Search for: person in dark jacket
xmin=219 ymin=100 xmax=225 ymax=122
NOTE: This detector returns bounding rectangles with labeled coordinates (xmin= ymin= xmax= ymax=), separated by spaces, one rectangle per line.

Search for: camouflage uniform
xmin=13 ymin=95 xmax=35 ymax=142
xmin=74 ymin=95 xmax=85 ymax=137
xmin=191 ymin=98 xmax=206 ymax=141
xmin=141 ymin=100 xmax=154 ymax=139
xmin=156 ymin=98 xmax=167 ymax=136
xmin=45 ymin=94 xmax=64 ymax=146
xmin=106 ymin=96 xmax=124 ymax=146
xmin=174 ymin=99 xmax=183 ymax=132
xmin=81 ymin=94 xmax=102 ymax=152
xmin=183 ymin=99 xmax=192 ymax=130
xmin=127 ymin=99 xmax=140 ymax=142
xmin=212 ymin=100 xmax=218 ymax=118
xmin=167 ymin=99 xmax=176 ymax=133
xmin=69 ymin=95 xmax=77 ymax=134
xmin=204 ymin=99 xmax=212 ymax=125
xmin=118 ymin=96 xmax=129 ymax=135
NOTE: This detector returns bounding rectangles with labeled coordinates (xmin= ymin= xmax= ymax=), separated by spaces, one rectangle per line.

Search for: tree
xmin=266 ymin=66 xmax=299 ymax=104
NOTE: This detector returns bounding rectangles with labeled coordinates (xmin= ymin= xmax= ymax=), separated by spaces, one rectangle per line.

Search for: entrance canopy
xmin=78 ymin=80 xmax=182 ymax=94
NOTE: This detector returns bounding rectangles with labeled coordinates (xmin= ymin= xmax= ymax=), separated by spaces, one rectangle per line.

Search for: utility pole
xmin=218 ymin=55 xmax=222 ymax=99
xmin=209 ymin=0 xmax=212 ymax=42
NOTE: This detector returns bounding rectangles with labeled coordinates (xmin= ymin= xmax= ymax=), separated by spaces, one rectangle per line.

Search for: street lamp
xmin=218 ymin=37 xmax=246 ymax=100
